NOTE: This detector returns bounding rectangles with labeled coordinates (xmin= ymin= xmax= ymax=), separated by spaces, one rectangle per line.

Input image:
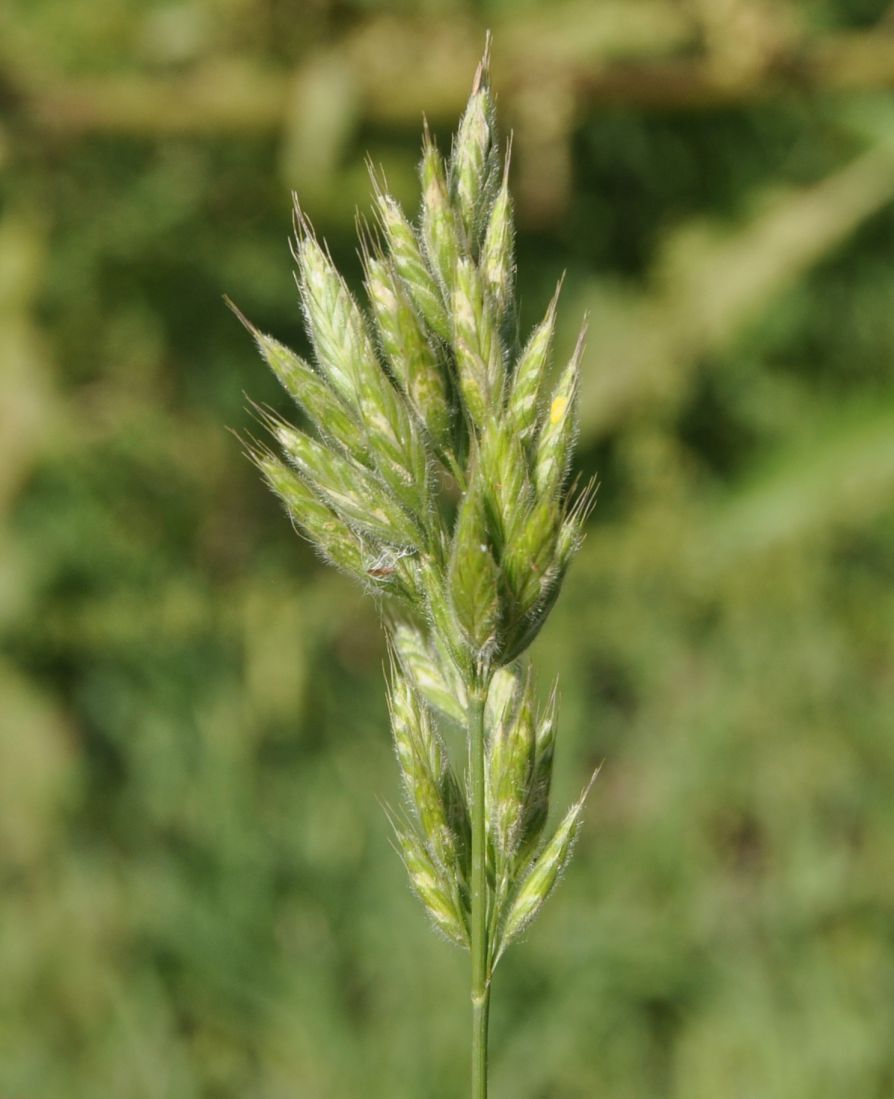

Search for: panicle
xmin=237 ymin=37 xmax=597 ymax=965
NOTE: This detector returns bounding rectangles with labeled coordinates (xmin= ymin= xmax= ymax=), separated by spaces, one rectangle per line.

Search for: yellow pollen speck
xmin=550 ymin=396 xmax=568 ymax=425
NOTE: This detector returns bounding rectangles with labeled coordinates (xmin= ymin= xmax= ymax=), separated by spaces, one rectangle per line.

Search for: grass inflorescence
xmin=233 ymin=37 xmax=596 ymax=1097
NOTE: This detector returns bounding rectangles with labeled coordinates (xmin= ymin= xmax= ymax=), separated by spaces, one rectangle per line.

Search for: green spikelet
xmin=557 ymin=478 xmax=599 ymax=569
xmin=507 ymin=280 xmax=562 ymax=445
xmin=448 ymin=476 xmax=501 ymax=657
xmin=484 ymin=663 xmax=521 ymax=733
xmin=452 ymin=256 xmax=504 ymax=431
xmin=391 ymin=817 xmax=468 ymax=946
xmin=252 ymin=449 xmax=366 ymax=578
xmin=487 ymin=668 xmax=536 ymax=862
xmin=478 ymin=420 xmax=532 ymax=551
xmin=374 ymin=190 xmax=450 ymax=342
xmin=392 ymin=620 xmax=467 ymax=725
xmin=501 ymin=495 xmax=561 ymax=621
xmin=498 ymin=771 xmax=598 ymax=956
xmin=296 ymin=228 xmax=431 ymax=515
xmin=276 ymin=423 xmax=423 ymax=549
xmin=366 ymin=255 xmax=452 ymax=447
xmin=450 ymin=46 xmax=498 ymax=241
xmin=294 ymin=232 xmax=377 ymax=405
xmin=389 ymin=670 xmax=464 ymax=874
xmin=534 ymin=323 xmax=587 ymax=499
xmin=480 ymin=142 xmax=515 ymax=316
xmin=516 ymin=684 xmax=559 ymax=864
xmin=421 ymin=134 xmax=461 ymax=293
xmin=226 ymin=298 xmax=370 ymax=466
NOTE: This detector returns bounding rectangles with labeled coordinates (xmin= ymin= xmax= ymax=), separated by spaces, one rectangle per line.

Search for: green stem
xmin=468 ymin=675 xmax=490 ymax=1098
xmin=472 ymin=981 xmax=490 ymax=1099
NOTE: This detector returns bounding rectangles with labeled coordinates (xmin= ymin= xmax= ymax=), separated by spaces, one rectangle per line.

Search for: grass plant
xmin=234 ymin=40 xmax=595 ymax=1097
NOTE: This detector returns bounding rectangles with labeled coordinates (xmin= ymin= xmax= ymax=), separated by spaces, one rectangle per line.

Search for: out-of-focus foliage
xmin=2 ymin=1 xmax=893 ymax=1096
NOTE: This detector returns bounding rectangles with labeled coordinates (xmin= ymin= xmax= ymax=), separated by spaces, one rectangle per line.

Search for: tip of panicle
xmin=571 ymin=314 xmax=590 ymax=363
xmin=222 ymin=294 xmax=257 ymax=336
xmin=496 ymin=131 xmax=514 ymax=190
xmin=579 ymin=762 xmax=603 ymax=807
xmin=234 ymin=425 xmax=274 ymax=473
xmin=290 ymin=194 xmax=317 ymax=249
xmin=473 ymin=31 xmax=493 ymax=94
xmin=245 ymin=397 xmax=290 ymax=444
xmin=421 ymin=113 xmax=436 ymax=152
xmin=354 ymin=209 xmax=382 ymax=270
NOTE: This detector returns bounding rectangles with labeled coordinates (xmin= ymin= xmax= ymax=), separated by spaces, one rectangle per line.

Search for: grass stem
xmin=469 ymin=677 xmax=490 ymax=1097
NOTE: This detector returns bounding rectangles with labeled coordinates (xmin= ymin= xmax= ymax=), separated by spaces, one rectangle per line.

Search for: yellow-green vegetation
xmin=2 ymin=2 xmax=894 ymax=1097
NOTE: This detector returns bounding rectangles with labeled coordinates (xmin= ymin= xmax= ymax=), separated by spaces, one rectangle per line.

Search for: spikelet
xmin=486 ymin=668 xmax=536 ymax=863
xmin=374 ymin=189 xmax=451 ymax=342
xmin=506 ymin=279 xmax=562 ymax=445
xmin=448 ymin=475 xmax=501 ymax=658
xmin=421 ymin=134 xmax=461 ymax=294
xmin=516 ymin=684 xmax=559 ymax=865
xmin=295 ymin=227 xmax=431 ymax=516
xmin=294 ymin=231 xmax=377 ymax=405
xmin=500 ymin=494 xmax=561 ymax=625
xmin=389 ymin=669 xmax=464 ymax=874
xmin=390 ymin=815 xmax=468 ymax=946
xmin=534 ymin=322 xmax=587 ymax=499
xmin=365 ymin=254 xmax=452 ymax=447
xmin=497 ymin=770 xmax=599 ymax=958
xmin=391 ymin=620 xmax=467 ymax=725
xmin=449 ymin=42 xmax=498 ymax=241
xmin=480 ymin=140 xmax=515 ymax=317
xmin=276 ymin=422 xmax=423 ymax=550
xmin=252 ymin=449 xmax=366 ymax=577
xmin=478 ymin=419 xmax=532 ymax=552
xmin=452 ymin=256 xmax=504 ymax=431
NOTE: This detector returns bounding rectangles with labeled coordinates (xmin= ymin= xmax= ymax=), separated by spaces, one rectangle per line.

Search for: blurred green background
xmin=2 ymin=1 xmax=894 ymax=1096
